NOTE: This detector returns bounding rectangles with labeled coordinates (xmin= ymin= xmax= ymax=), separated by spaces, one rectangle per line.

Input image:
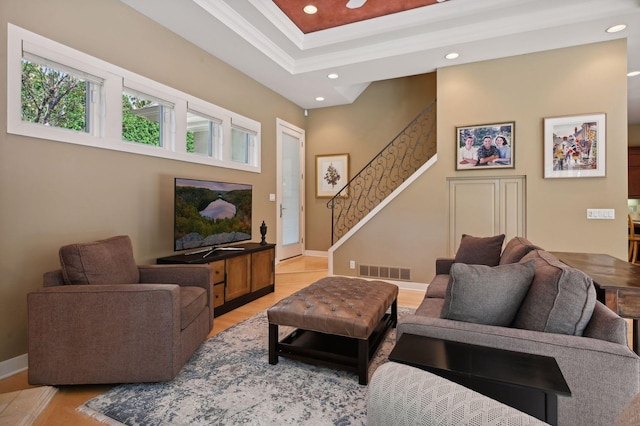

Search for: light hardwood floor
xmin=0 ymin=256 xmax=424 ymax=426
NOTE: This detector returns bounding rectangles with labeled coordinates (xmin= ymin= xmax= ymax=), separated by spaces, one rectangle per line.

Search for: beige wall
xmin=305 ymin=73 xmax=437 ymax=250
xmin=334 ymin=40 xmax=629 ymax=282
xmin=0 ymin=0 xmax=304 ymax=363
xmin=630 ymin=124 xmax=640 ymax=146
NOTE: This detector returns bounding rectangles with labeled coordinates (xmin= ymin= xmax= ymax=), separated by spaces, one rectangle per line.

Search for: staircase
xmin=327 ymin=100 xmax=437 ymax=245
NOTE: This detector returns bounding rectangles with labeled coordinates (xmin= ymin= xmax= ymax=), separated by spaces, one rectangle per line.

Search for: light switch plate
xmin=587 ymin=208 xmax=615 ymax=219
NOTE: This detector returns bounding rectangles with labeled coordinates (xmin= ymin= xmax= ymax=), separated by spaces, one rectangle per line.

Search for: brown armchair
xmin=27 ymin=235 xmax=213 ymax=385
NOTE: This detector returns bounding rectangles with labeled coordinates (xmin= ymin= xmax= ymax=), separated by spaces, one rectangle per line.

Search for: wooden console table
xmin=158 ymin=243 xmax=275 ymax=317
xmin=550 ymin=252 xmax=640 ymax=354
xmin=389 ymin=334 xmax=571 ymax=425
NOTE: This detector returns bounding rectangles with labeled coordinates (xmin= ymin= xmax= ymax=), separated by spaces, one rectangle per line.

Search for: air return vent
xmin=359 ymin=264 xmax=411 ymax=281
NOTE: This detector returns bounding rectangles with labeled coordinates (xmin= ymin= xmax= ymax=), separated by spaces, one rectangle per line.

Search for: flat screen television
xmin=174 ymin=178 xmax=252 ymax=251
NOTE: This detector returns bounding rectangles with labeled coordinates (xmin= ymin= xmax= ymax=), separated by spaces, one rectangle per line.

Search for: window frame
xmin=7 ymin=24 xmax=261 ymax=173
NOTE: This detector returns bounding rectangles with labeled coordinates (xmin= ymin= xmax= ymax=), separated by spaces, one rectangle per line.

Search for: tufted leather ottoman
xmin=267 ymin=276 xmax=398 ymax=385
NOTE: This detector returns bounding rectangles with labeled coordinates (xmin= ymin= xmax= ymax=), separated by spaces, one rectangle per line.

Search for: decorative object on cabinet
xmin=316 ymin=153 xmax=349 ymax=198
xmin=543 ymin=113 xmax=606 ymax=178
xmin=455 ymin=121 xmax=515 ymax=170
xmin=260 ymin=220 xmax=268 ymax=245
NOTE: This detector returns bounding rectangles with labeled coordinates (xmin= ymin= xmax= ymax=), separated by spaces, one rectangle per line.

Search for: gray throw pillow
xmin=441 ymin=260 xmax=536 ymax=326
xmin=513 ymin=250 xmax=596 ymax=336
xmin=454 ymin=234 xmax=505 ymax=266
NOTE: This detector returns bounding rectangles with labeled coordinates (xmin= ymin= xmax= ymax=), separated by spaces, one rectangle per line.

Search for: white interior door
xmin=276 ymin=119 xmax=305 ymax=261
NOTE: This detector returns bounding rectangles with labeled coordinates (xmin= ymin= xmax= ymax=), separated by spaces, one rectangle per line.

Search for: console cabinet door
xmin=209 ymin=260 xmax=225 ymax=284
xmin=225 ymin=254 xmax=251 ymax=301
xmin=251 ymin=249 xmax=274 ymax=292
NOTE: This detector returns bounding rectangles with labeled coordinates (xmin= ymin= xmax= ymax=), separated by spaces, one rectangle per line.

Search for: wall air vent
xmin=359 ymin=265 xmax=368 ymax=276
xmin=359 ymin=264 xmax=410 ymax=281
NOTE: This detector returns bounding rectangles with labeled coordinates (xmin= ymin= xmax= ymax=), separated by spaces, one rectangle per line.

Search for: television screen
xmin=174 ymin=178 xmax=252 ymax=251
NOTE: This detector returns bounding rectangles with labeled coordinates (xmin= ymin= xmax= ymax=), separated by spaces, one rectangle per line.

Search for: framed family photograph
xmin=316 ymin=153 xmax=349 ymax=198
xmin=456 ymin=122 xmax=515 ymax=170
xmin=543 ymin=113 xmax=606 ymax=178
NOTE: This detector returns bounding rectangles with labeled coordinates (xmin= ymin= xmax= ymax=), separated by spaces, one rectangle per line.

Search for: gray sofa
xmin=396 ymin=235 xmax=640 ymax=426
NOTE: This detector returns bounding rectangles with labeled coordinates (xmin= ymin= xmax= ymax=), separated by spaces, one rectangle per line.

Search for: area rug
xmin=78 ymin=307 xmax=413 ymax=426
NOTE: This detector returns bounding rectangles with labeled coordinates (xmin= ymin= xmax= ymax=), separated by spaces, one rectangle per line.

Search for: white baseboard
xmin=328 ymin=273 xmax=428 ymax=293
xmin=0 ymin=353 xmax=28 ymax=380
xmin=304 ymin=250 xmax=328 ymax=258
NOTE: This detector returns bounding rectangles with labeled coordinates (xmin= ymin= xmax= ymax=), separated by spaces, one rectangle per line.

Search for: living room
xmin=0 ymin=0 xmax=638 ymax=423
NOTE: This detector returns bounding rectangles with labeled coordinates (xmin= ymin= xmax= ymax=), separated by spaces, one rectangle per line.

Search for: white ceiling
xmin=121 ymin=0 xmax=640 ymax=124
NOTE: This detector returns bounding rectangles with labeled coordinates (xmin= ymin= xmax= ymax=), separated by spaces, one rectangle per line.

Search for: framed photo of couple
xmin=456 ymin=121 xmax=515 ymax=170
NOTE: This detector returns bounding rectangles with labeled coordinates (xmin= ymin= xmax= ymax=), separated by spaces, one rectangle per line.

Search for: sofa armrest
xmin=138 ymin=264 xmax=210 ymax=289
xmin=28 ymin=284 xmax=182 ymax=385
xmin=138 ymin=264 xmax=213 ymax=329
xmin=435 ymin=258 xmax=455 ymax=275
xmin=368 ymin=362 xmax=547 ymax=426
xmin=397 ymin=314 xmax=640 ymax=426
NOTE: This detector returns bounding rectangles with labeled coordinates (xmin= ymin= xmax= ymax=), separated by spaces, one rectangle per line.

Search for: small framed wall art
xmin=456 ymin=121 xmax=515 ymax=170
xmin=316 ymin=153 xmax=349 ymax=198
xmin=543 ymin=113 xmax=606 ymax=178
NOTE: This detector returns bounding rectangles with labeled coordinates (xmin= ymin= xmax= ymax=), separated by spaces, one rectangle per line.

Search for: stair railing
xmin=327 ymin=99 xmax=437 ymax=245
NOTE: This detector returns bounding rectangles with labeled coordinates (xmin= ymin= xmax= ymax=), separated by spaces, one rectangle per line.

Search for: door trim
xmin=276 ymin=118 xmax=305 ymax=262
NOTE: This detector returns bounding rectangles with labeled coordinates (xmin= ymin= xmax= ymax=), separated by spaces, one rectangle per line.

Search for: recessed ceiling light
xmin=606 ymin=24 xmax=627 ymax=33
xmin=327 ymin=73 xmax=339 ymax=79
xmin=303 ymin=5 xmax=317 ymax=14
xmin=315 ymin=96 xmax=325 ymax=102
xmin=445 ymin=52 xmax=459 ymax=60
xmin=629 ymin=71 xmax=640 ymax=77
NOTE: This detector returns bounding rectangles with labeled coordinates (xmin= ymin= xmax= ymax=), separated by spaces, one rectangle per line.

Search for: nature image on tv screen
xmin=174 ymin=178 xmax=252 ymax=251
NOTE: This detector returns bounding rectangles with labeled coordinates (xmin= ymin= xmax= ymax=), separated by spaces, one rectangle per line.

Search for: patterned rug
xmin=78 ymin=307 xmax=412 ymax=425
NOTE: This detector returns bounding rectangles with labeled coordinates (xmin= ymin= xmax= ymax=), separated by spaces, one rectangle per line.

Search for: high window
xmin=7 ymin=24 xmax=261 ymax=172
xmin=187 ymin=110 xmax=221 ymax=158
xmin=21 ymin=54 xmax=103 ymax=136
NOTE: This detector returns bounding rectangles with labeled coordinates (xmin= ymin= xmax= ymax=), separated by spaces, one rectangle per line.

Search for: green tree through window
xmin=21 ymin=59 xmax=88 ymax=132
xmin=121 ymin=94 xmax=161 ymax=146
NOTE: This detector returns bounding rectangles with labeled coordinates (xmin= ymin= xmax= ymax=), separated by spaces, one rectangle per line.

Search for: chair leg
xmin=632 ymin=242 xmax=639 ymax=264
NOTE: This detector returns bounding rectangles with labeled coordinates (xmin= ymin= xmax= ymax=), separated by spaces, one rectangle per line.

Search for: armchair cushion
xmin=454 ymin=234 xmax=505 ymax=266
xmin=59 ymin=235 xmax=139 ymax=285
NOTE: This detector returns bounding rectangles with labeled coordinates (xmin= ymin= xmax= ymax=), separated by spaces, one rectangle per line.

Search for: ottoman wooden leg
xmin=391 ymin=298 xmax=398 ymax=328
xmin=358 ymin=339 xmax=369 ymax=385
xmin=269 ymin=323 xmax=279 ymax=365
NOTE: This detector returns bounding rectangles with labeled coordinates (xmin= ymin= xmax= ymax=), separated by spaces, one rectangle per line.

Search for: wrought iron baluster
xmin=327 ymin=100 xmax=437 ymax=244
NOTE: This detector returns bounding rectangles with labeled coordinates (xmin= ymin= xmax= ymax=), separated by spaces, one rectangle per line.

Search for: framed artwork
xmin=456 ymin=121 xmax=515 ymax=170
xmin=316 ymin=153 xmax=349 ymax=198
xmin=544 ymin=113 xmax=606 ymax=178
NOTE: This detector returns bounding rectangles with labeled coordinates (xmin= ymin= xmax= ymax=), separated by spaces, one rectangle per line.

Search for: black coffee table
xmin=389 ymin=333 xmax=571 ymax=425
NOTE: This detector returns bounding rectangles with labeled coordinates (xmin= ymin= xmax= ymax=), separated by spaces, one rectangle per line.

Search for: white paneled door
xmin=448 ymin=176 xmax=526 ymax=255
